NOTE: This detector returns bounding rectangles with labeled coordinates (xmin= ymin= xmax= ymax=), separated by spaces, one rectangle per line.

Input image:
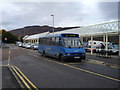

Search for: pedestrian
xmin=101 ymin=43 xmax=105 ymax=50
xmin=100 ymin=43 xmax=105 ymax=56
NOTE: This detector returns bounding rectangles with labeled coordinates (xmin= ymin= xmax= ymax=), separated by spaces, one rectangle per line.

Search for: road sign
xmin=5 ymin=38 xmax=7 ymax=41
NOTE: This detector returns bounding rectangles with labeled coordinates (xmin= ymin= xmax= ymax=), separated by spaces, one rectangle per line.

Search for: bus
xmin=38 ymin=33 xmax=86 ymax=61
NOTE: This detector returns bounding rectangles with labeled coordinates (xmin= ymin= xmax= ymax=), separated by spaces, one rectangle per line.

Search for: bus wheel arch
xmin=42 ymin=50 xmax=46 ymax=56
xmin=59 ymin=53 xmax=65 ymax=61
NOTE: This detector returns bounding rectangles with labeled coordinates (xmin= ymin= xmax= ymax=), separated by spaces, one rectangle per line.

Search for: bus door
xmin=50 ymin=37 xmax=60 ymax=57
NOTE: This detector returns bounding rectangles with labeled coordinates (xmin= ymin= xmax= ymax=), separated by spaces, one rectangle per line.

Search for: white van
xmin=88 ymin=40 xmax=104 ymax=47
xmin=87 ymin=40 xmax=105 ymax=52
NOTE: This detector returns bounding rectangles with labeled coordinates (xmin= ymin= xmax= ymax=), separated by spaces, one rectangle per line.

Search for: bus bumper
xmin=63 ymin=55 xmax=86 ymax=60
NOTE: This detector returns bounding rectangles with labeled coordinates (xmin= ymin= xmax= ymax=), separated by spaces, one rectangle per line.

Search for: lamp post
xmin=51 ymin=15 xmax=54 ymax=35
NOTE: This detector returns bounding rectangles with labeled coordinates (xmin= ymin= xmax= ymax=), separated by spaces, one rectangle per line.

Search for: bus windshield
xmin=62 ymin=38 xmax=82 ymax=48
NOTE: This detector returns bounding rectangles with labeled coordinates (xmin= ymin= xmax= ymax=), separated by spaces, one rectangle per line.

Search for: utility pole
xmin=51 ymin=15 xmax=54 ymax=35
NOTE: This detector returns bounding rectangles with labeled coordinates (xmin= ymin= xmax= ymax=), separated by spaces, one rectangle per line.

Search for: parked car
xmin=30 ymin=44 xmax=38 ymax=50
xmin=22 ymin=43 xmax=27 ymax=48
xmin=18 ymin=43 xmax=22 ymax=47
xmin=25 ymin=43 xmax=32 ymax=49
xmin=96 ymin=44 xmax=119 ymax=55
xmin=83 ymin=42 xmax=88 ymax=51
xmin=16 ymin=41 xmax=22 ymax=47
xmin=109 ymin=44 xmax=119 ymax=55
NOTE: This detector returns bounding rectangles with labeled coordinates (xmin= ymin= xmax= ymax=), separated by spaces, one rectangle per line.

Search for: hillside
xmin=9 ymin=25 xmax=80 ymax=38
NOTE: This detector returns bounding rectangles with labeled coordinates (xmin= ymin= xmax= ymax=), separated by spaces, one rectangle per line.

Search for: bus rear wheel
xmin=42 ymin=51 xmax=46 ymax=57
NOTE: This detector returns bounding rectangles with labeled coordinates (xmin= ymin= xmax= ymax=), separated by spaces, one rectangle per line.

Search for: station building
xmin=23 ymin=21 xmax=120 ymax=56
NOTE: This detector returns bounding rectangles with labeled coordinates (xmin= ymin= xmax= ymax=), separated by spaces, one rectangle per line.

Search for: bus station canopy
xmin=50 ymin=21 xmax=119 ymax=37
xmin=23 ymin=21 xmax=119 ymax=40
xmin=23 ymin=21 xmax=120 ymax=56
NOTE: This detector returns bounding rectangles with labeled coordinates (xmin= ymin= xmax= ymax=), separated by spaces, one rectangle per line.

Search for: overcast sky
xmin=0 ymin=1 xmax=118 ymax=31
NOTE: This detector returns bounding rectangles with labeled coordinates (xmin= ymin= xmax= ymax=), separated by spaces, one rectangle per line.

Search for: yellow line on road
xmin=8 ymin=49 xmax=11 ymax=65
xmin=12 ymin=66 xmax=32 ymax=90
xmin=110 ymin=65 xmax=120 ymax=69
xmin=2 ymin=46 xmax=38 ymax=89
xmin=1 ymin=65 xmax=38 ymax=89
xmin=29 ymin=54 xmax=120 ymax=82
xmin=0 ymin=65 xmax=13 ymax=67
xmin=9 ymin=67 xmax=25 ymax=88
xmin=67 ymin=63 xmax=81 ymax=64
xmin=62 ymin=64 xmax=120 ymax=82
xmin=14 ymin=66 xmax=38 ymax=90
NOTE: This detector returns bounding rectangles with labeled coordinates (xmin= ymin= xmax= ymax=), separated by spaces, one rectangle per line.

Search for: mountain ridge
xmin=9 ymin=25 xmax=80 ymax=38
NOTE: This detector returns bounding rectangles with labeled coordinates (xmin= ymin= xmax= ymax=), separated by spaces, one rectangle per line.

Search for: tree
xmin=1 ymin=29 xmax=18 ymax=43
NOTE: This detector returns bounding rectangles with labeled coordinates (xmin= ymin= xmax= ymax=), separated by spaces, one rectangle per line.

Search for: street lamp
xmin=51 ymin=15 xmax=54 ymax=35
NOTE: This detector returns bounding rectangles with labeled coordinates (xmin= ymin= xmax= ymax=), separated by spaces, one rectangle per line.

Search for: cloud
xmin=0 ymin=2 xmax=118 ymax=30
xmin=97 ymin=2 xmax=118 ymax=20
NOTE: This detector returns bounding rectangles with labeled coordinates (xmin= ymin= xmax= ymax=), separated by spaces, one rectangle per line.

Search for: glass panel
xmin=62 ymin=38 xmax=82 ymax=48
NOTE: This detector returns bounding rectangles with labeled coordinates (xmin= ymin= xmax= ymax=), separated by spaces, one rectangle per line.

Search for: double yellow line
xmin=6 ymin=47 xmax=38 ymax=89
xmin=29 ymin=54 xmax=120 ymax=82
xmin=11 ymin=66 xmax=38 ymax=90
xmin=8 ymin=49 xmax=11 ymax=65
xmin=0 ymin=65 xmax=38 ymax=89
xmin=2 ymin=45 xmax=38 ymax=89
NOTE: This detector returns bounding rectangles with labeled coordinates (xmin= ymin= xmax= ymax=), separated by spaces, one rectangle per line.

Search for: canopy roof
xmin=24 ymin=21 xmax=119 ymax=40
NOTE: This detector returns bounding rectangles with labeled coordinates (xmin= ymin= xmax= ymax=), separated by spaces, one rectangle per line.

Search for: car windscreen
xmin=113 ymin=45 xmax=118 ymax=49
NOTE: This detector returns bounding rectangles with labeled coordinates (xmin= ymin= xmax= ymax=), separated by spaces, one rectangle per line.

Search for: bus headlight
xmin=66 ymin=53 xmax=70 ymax=55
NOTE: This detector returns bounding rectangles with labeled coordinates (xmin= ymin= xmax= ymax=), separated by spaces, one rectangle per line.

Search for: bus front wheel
xmin=59 ymin=54 xmax=65 ymax=61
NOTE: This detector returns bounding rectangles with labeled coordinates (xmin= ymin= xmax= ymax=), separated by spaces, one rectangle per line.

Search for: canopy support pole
xmin=91 ymin=36 xmax=93 ymax=55
xmin=103 ymin=35 xmax=106 ymax=44
xmin=81 ymin=36 xmax=83 ymax=44
xmin=105 ymin=34 xmax=108 ymax=57
xmin=119 ymin=33 xmax=120 ymax=56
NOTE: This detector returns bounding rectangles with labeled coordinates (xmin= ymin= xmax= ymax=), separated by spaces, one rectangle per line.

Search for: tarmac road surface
xmin=2 ymin=44 xmax=120 ymax=89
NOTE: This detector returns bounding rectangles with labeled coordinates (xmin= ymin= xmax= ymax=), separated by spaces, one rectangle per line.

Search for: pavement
xmin=86 ymin=52 xmax=119 ymax=67
xmin=2 ymin=66 xmax=20 ymax=88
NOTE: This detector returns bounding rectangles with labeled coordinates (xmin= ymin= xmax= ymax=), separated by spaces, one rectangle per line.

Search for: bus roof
xmin=39 ymin=33 xmax=79 ymax=38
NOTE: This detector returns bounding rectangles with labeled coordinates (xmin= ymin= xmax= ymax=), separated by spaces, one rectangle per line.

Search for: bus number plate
xmin=74 ymin=57 xmax=80 ymax=59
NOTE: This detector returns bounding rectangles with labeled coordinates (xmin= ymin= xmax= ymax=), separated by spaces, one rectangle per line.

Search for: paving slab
xmin=2 ymin=66 xmax=20 ymax=88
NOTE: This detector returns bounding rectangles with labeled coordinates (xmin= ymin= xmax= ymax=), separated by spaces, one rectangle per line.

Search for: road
xmin=1 ymin=44 xmax=120 ymax=89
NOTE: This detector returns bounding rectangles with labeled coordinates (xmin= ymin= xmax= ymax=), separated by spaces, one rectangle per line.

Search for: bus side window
xmin=51 ymin=37 xmax=55 ymax=46
xmin=47 ymin=38 xmax=50 ymax=45
xmin=43 ymin=38 xmax=45 ymax=45
xmin=39 ymin=38 xmax=40 ymax=44
xmin=59 ymin=38 xmax=63 ymax=47
xmin=40 ymin=38 xmax=43 ymax=45
xmin=50 ymin=37 xmax=52 ymax=46
xmin=46 ymin=38 xmax=48 ymax=45
xmin=56 ymin=37 xmax=59 ymax=46
xmin=39 ymin=38 xmax=41 ymax=44
xmin=44 ymin=38 xmax=46 ymax=45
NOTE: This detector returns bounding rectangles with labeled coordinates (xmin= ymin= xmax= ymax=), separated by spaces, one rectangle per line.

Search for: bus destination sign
xmin=62 ymin=34 xmax=79 ymax=37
